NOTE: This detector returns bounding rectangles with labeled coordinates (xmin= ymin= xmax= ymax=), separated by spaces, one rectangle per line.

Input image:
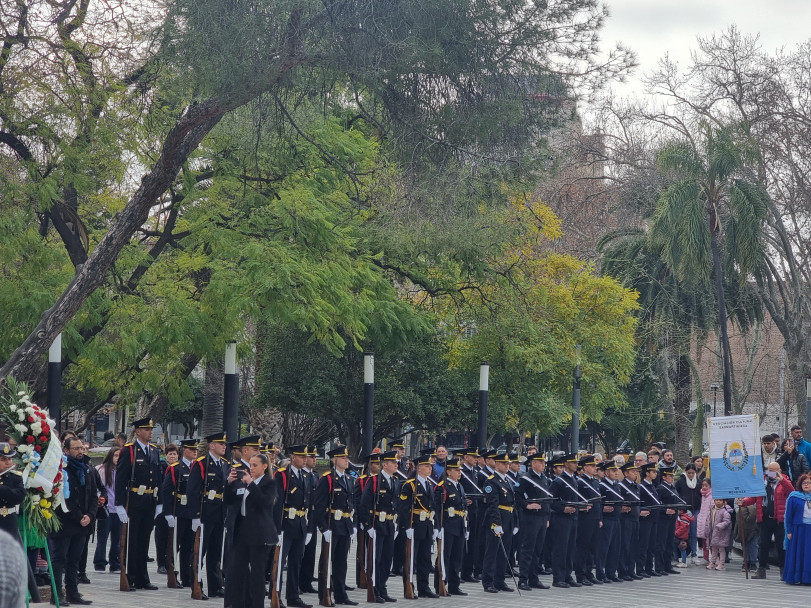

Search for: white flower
xmin=31 ymin=423 xmax=42 ymax=435
xmin=17 ymin=390 xmax=26 ymax=396
xmin=14 ymin=424 xmax=27 ymax=434
xmin=8 ymin=404 xmax=17 ymax=412
xmin=17 ymin=411 xmax=25 ymax=421
xmin=16 ymin=445 xmax=29 ymax=454
xmin=31 ymin=494 xmax=41 ymax=502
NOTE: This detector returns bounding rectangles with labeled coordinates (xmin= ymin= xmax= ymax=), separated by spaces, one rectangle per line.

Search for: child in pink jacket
xmin=706 ymin=498 xmax=732 ymax=570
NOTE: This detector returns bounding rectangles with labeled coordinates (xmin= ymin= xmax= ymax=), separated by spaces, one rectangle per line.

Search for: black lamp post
xmin=572 ymin=345 xmax=582 ymax=453
xmin=710 ymin=382 xmax=719 ymax=418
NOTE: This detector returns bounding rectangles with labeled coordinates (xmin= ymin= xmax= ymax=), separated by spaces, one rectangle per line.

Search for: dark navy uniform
xmin=162 ymin=458 xmax=194 ymax=586
xmin=481 ymin=461 xmax=517 ymax=592
xmin=437 ymin=470 xmax=467 ymax=594
xmin=0 ymin=466 xmax=25 ymax=542
xmin=313 ymin=463 xmax=355 ymax=604
xmin=515 ymin=457 xmax=551 ymax=589
xmin=459 ymin=456 xmax=482 ymax=581
xmin=655 ymin=471 xmax=682 ymax=574
xmin=223 ymin=456 xmax=248 ymax=579
xmin=397 ymin=472 xmax=438 ymax=597
xmin=595 ymin=470 xmax=623 ymax=581
xmin=618 ymin=467 xmax=642 ymax=579
xmin=116 ymin=435 xmax=162 ymax=589
xmin=187 ymin=450 xmax=230 ymax=596
xmin=574 ymin=462 xmax=602 ymax=584
xmin=274 ymin=461 xmax=310 ymax=605
xmin=299 ymin=451 xmax=319 ymax=595
xmin=359 ymin=467 xmax=399 ymax=600
xmin=637 ymin=469 xmax=661 ymax=575
xmin=549 ymin=458 xmax=583 ymax=586
xmin=474 ymin=461 xmax=495 ymax=577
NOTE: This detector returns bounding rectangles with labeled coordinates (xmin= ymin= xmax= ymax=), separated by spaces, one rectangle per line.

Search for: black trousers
xmin=319 ymin=533 xmax=351 ymax=602
xmin=128 ymin=504 xmax=156 ymax=586
xmin=300 ymin=531 xmax=317 ymax=590
xmin=619 ymin=517 xmax=639 ymax=576
xmin=550 ymin=514 xmax=577 ymax=583
xmin=177 ymin=518 xmax=194 ymax=586
xmin=202 ymin=521 xmax=224 ymax=593
xmin=655 ymin=516 xmax=676 ymax=572
xmin=575 ymin=518 xmax=599 ymax=580
xmin=461 ymin=506 xmax=479 ymax=577
xmin=282 ymin=534 xmax=305 ymax=601
xmin=439 ymin=532 xmax=464 ymax=592
xmin=391 ymin=528 xmax=405 ymax=575
xmin=637 ymin=515 xmax=656 ymax=573
xmin=52 ymin=534 xmax=88 ymax=593
xmin=154 ymin=514 xmax=168 ymax=569
xmin=481 ymin=527 xmax=513 ymax=589
xmin=411 ymin=533 xmax=433 ymax=594
xmin=373 ymin=533 xmax=395 ymax=596
xmin=758 ymin=517 xmax=785 ymax=568
xmin=230 ymin=543 xmax=271 ymax=608
xmin=596 ymin=517 xmax=620 ymax=578
xmin=518 ymin=513 xmax=547 ymax=584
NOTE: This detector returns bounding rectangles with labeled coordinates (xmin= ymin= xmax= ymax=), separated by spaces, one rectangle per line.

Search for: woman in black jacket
xmin=226 ymin=453 xmax=278 ymax=608
xmin=674 ymin=464 xmax=702 ymax=564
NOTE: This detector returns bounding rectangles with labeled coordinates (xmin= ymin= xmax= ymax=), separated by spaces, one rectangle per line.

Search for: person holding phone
xmin=778 ymin=439 xmax=810 ymax=483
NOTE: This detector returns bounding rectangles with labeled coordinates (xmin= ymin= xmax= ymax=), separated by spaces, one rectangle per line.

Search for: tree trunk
xmin=710 ymin=230 xmax=734 ymax=416
xmin=201 ymin=356 xmax=224 ymax=438
xmin=671 ymin=352 xmax=692 ymax=465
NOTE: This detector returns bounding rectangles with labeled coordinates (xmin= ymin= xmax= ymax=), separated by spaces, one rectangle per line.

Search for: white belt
xmin=0 ymin=505 xmax=20 ymax=517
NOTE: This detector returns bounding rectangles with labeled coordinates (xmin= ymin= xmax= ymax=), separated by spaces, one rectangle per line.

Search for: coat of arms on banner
xmin=722 ymin=441 xmax=748 ymax=471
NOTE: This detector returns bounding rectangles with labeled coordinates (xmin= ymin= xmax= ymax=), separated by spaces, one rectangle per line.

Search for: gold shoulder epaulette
xmin=359 ymin=474 xmax=368 ymax=480
xmin=487 ymin=475 xmax=494 ymax=480
xmin=322 ymin=471 xmax=331 ymax=477
xmin=149 ymin=443 xmax=159 ymax=448
xmin=11 ymin=470 xmax=22 ymax=476
xmin=406 ymin=479 xmax=416 ymax=486
xmin=197 ymin=456 xmax=205 ymax=462
xmin=437 ymin=480 xmax=445 ymax=486
xmin=169 ymin=462 xmax=179 ymax=467
xmin=124 ymin=442 xmax=134 ymax=447
xmin=277 ymin=467 xmax=287 ymax=472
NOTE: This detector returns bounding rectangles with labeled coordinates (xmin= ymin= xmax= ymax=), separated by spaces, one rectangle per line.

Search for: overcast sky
xmin=600 ymin=0 xmax=811 ymax=99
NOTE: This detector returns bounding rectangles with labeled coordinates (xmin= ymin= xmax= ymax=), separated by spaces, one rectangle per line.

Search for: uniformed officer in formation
xmin=618 ymin=460 xmax=643 ymax=580
xmin=314 ymin=445 xmax=357 ymax=606
xmin=162 ymin=437 xmax=198 ymax=589
xmin=637 ymin=462 xmax=661 ymax=577
xmin=655 ymin=466 xmax=682 ymax=575
xmin=480 ymin=452 xmax=517 ymax=594
xmin=0 ymin=442 xmax=25 ymax=542
xmin=299 ymin=445 xmax=319 ymax=596
xmin=397 ymin=453 xmax=439 ymax=599
xmin=595 ymin=460 xmax=624 ymax=582
xmin=359 ymin=450 xmax=400 ymax=603
xmin=548 ymin=454 xmax=585 ymax=587
xmin=514 ymin=452 xmax=551 ymax=590
xmin=437 ymin=457 xmax=467 ymax=596
xmin=115 ymin=417 xmax=163 ymax=591
xmin=274 ymin=445 xmax=313 ymax=608
xmin=457 ymin=448 xmax=482 ymax=584
xmin=186 ymin=431 xmax=230 ymax=599
xmin=574 ymin=454 xmax=602 ymax=586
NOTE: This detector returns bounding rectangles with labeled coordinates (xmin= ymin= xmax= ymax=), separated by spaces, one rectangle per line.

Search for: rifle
xmin=119 ymin=443 xmax=136 ymax=591
xmin=167 ymin=467 xmax=180 ymax=588
xmin=366 ymin=474 xmax=379 ymax=603
xmin=402 ymin=482 xmax=416 ymax=600
xmin=191 ymin=457 xmax=207 ymax=601
xmin=319 ymin=473 xmax=335 ymax=608
xmin=270 ymin=534 xmax=283 ymax=608
xmin=435 ymin=484 xmax=447 ymax=597
xmin=357 ymin=480 xmax=367 ymax=590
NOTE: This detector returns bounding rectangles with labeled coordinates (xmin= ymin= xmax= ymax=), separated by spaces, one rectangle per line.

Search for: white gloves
xmin=493 ymin=525 xmax=504 ymax=536
xmin=393 ymin=530 xmax=398 ymax=540
xmin=405 ymin=528 xmax=414 ymax=540
xmin=513 ymin=527 xmax=519 ymax=535
xmin=367 ymin=529 xmax=376 ymax=540
xmin=192 ymin=518 xmax=202 ymax=532
xmin=350 ymin=527 xmax=357 ymax=541
xmin=323 ymin=530 xmax=332 ymax=543
xmin=305 ymin=533 xmax=313 ymax=545
xmin=464 ymin=531 xmax=470 ymax=541
xmin=165 ymin=515 xmax=176 ymax=528
xmin=155 ymin=505 xmax=163 ymax=519
xmin=116 ymin=506 xmax=129 ymax=524
xmin=432 ymin=529 xmax=440 ymax=541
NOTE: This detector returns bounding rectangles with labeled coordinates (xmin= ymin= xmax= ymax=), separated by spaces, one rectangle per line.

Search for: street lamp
xmin=572 ymin=345 xmax=582 ymax=453
xmin=710 ymin=383 xmax=719 ymax=418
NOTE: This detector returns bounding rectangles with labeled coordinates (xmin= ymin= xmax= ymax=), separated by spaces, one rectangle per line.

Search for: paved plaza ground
xmin=51 ymin=538 xmax=811 ymax=608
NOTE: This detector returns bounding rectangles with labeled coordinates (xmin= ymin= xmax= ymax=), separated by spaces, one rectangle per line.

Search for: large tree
xmin=0 ymin=0 xmax=634 ymax=389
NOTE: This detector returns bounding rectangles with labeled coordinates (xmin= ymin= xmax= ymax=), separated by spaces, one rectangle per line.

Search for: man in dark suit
xmin=655 ymin=466 xmax=681 ymax=575
xmin=574 ymin=455 xmax=603 ymax=585
xmin=299 ymin=445 xmax=319 ymax=595
xmin=227 ymin=452 xmax=278 ymax=608
xmin=55 ymin=436 xmax=98 ymax=605
xmin=549 ymin=454 xmax=587 ymax=588
xmin=314 ymin=445 xmax=357 ymax=606
xmin=163 ymin=438 xmax=198 ymax=589
xmin=458 ymin=448 xmax=482 ymax=583
xmin=637 ymin=463 xmax=661 ymax=577
xmin=274 ymin=445 xmax=312 ymax=608
xmin=618 ymin=461 xmax=643 ymax=580
xmin=186 ymin=432 xmax=230 ymax=599
xmin=115 ymin=417 xmax=162 ymax=592
xmin=480 ymin=452 xmax=517 ymax=594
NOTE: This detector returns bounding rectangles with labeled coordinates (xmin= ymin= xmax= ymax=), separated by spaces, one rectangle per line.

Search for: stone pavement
xmin=61 ymin=538 xmax=811 ymax=608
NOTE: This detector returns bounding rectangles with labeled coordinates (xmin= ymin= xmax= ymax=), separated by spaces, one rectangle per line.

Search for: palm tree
xmin=649 ymin=123 xmax=768 ymax=416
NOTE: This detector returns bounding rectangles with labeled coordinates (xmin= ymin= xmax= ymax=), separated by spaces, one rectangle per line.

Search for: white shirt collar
xmin=137 ymin=439 xmax=150 ymax=452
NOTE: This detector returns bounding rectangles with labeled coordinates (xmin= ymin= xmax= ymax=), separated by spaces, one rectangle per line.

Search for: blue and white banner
xmin=708 ymin=414 xmax=765 ymax=499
